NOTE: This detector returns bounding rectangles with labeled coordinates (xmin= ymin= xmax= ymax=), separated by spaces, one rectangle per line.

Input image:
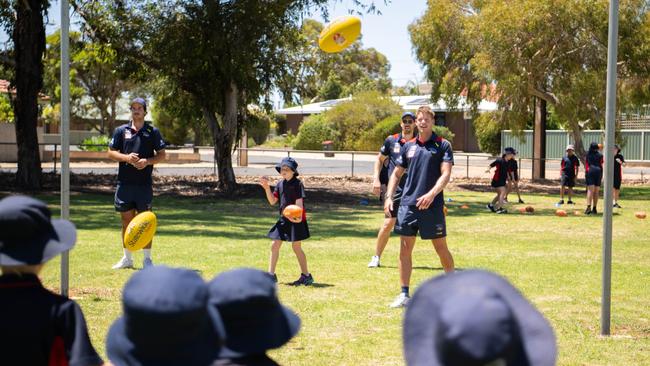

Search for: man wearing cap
xmin=0 ymin=195 xmax=103 ymax=366
xmin=403 ymin=270 xmax=557 ymax=366
xmin=384 ymin=106 xmax=455 ymax=308
xmin=558 ymin=144 xmax=580 ymax=206
xmin=368 ymin=111 xmax=417 ymax=268
xmin=108 ymin=97 xmax=166 ymax=269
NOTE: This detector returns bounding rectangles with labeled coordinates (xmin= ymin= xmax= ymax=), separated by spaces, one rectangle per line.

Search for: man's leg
xmin=398 ymin=235 xmax=417 ymax=288
xmin=374 ymin=218 xmax=396 ymax=256
xmin=432 ymin=237 xmax=454 ymax=273
xmin=113 ymin=209 xmax=136 ymax=269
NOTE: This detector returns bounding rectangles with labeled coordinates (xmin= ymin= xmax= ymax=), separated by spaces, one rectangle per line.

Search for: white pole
xmin=601 ymin=0 xmax=619 ymax=336
xmin=60 ymin=0 xmax=71 ymax=297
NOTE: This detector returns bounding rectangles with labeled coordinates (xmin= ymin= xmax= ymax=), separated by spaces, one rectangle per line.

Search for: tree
xmin=0 ymin=0 xmax=49 ymax=189
xmin=410 ymin=0 xmax=650 ymax=171
xmin=75 ymin=0 xmax=386 ymax=192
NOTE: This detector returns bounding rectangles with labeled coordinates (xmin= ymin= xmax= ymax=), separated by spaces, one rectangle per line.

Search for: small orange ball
xmin=283 ymin=205 xmax=303 ymax=223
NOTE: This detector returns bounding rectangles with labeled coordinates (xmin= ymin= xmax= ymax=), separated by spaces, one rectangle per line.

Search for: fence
xmin=501 ymin=130 xmax=650 ymax=161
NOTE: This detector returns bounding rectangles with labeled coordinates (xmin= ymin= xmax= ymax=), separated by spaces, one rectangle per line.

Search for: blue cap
xmin=505 ymin=147 xmax=517 ymax=155
xmin=404 ymin=270 xmax=556 ymax=366
xmin=107 ymin=266 xmax=225 ymax=366
xmin=130 ymin=97 xmax=147 ymax=111
xmin=208 ymin=268 xmax=301 ymax=358
xmin=0 ymin=195 xmax=76 ymax=265
xmin=402 ymin=112 xmax=416 ymax=120
xmin=275 ymin=157 xmax=299 ymax=176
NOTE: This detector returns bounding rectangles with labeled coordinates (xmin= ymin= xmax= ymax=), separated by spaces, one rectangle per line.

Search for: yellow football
xmin=124 ymin=211 xmax=157 ymax=252
xmin=318 ymin=16 xmax=362 ymax=53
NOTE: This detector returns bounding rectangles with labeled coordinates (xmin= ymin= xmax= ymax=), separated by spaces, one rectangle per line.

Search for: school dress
xmin=267 ymin=178 xmax=310 ymax=242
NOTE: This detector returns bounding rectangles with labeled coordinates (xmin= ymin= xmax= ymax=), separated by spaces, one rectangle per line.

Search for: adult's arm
xmin=383 ymin=166 xmax=405 ymax=215
xmin=416 ymin=162 xmax=453 ymax=210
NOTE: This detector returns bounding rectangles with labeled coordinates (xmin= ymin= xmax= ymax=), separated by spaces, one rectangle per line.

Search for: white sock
xmin=143 ymin=249 xmax=152 ymax=260
xmin=123 ymin=249 xmax=133 ymax=260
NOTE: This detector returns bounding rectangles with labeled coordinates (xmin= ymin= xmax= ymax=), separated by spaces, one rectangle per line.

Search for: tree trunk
xmin=13 ymin=0 xmax=46 ymax=190
xmin=569 ymin=122 xmax=587 ymax=161
xmin=532 ymin=97 xmax=547 ymax=180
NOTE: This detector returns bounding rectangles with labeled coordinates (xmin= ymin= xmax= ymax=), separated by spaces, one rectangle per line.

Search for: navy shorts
xmin=384 ymin=190 xmax=403 ymax=219
xmin=586 ymin=169 xmax=602 ymax=187
xmin=560 ymin=174 xmax=576 ymax=188
xmin=614 ymin=174 xmax=622 ymax=189
xmin=491 ymin=180 xmax=506 ymax=188
xmin=394 ymin=205 xmax=446 ymax=240
xmin=268 ymin=217 xmax=310 ymax=242
xmin=114 ymin=184 xmax=153 ymax=212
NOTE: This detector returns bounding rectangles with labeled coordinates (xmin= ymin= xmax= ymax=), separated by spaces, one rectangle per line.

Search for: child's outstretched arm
xmin=295 ymin=198 xmax=304 ymax=209
xmin=259 ymin=176 xmax=278 ymax=206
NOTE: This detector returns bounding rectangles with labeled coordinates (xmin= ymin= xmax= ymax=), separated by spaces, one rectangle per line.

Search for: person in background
xmin=505 ymin=147 xmax=524 ymax=204
xmin=613 ymin=144 xmax=626 ymax=208
xmin=584 ymin=142 xmax=604 ymax=215
xmin=486 ymin=150 xmax=514 ymax=214
xmin=558 ymin=145 xmax=580 ymax=206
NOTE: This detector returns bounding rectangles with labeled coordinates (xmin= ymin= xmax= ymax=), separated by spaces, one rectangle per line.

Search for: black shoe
xmin=613 ymin=203 xmax=622 ymax=208
xmin=567 ymin=200 xmax=575 ymax=205
xmin=518 ymin=199 xmax=525 ymax=204
xmin=487 ymin=204 xmax=496 ymax=213
xmin=557 ymin=200 xmax=564 ymax=205
xmin=585 ymin=207 xmax=592 ymax=215
xmin=269 ymin=273 xmax=278 ymax=283
xmin=290 ymin=273 xmax=314 ymax=286
xmin=496 ymin=208 xmax=508 ymax=214
xmin=592 ymin=207 xmax=598 ymax=215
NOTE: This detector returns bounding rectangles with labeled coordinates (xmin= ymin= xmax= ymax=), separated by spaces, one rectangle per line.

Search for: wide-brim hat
xmin=208 ymin=268 xmax=301 ymax=359
xmin=566 ymin=144 xmax=575 ymax=151
xmin=275 ymin=157 xmax=299 ymax=176
xmin=404 ymin=270 xmax=556 ymax=366
xmin=0 ymin=195 xmax=76 ymax=265
xmin=107 ymin=266 xmax=224 ymax=366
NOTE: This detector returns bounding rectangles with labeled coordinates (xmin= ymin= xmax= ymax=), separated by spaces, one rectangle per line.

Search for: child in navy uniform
xmin=486 ymin=150 xmax=514 ymax=214
xmin=558 ymin=144 xmax=580 ymax=205
xmin=505 ymin=147 xmax=524 ymax=204
xmin=0 ymin=195 xmax=103 ymax=366
xmin=260 ymin=157 xmax=313 ymax=286
xmin=613 ymin=144 xmax=626 ymax=208
xmin=584 ymin=142 xmax=604 ymax=215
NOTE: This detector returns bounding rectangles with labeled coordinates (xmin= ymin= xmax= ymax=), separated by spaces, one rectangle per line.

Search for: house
xmin=275 ymin=94 xmax=499 ymax=153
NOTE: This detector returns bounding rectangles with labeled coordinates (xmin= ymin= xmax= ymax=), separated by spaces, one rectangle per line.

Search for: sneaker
xmin=290 ymin=273 xmax=314 ymax=286
xmin=112 ymin=256 xmax=134 ymax=270
xmin=269 ymin=273 xmax=278 ymax=283
xmin=592 ymin=207 xmax=598 ymax=215
xmin=518 ymin=199 xmax=525 ymax=204
xmin=557 ymin=200 xmax=565 ymax=205
xmin=487 ymin=204 xmax=496 ymax=212
xmin=368 ymin=255 xmax=381 ymax=268
xmin=567 ymin=200 xmax=575 ymax=205
xmin=143 ymin=258 xmax=153 ymax=268
xmin=389 ymin=293 xmax=410 ymax=308
xmin=613 ymin=203 xmax=622 ymax=208
xmin=585 ymin=207 xmax=592 ymax=215
xmin=496 ymin=208 xmax=508 ymax=214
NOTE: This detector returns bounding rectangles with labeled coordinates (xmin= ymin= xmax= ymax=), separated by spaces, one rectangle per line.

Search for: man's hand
xmin=416 ymin=192 xmax=435 ymax=210
xmin=260 ymin=176 xmax=270 ymax=189
xmin=372 ymin=179 xmax=381 ymax=196
xmin=133 ymin=158 xmax=148 ymax=170
xmin=125 ymin=153 xmax=139 ymax=164
xmin=383 ymin=196 xmax=393 ymax=216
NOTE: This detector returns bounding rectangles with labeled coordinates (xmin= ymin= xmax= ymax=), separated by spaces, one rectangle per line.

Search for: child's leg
xmin=291 ymin=241 xmax=309 ymax=274
xmin=515 ymin=181 xmax=522 ymax=200
xmin=560 ymin=185 xmax=565 ymax=200
xmin=491 ymin=192 xmax=499 ymax=206
xmin=586 ymin=186 xmax=592 ymax=206
xmin=614 ymin=188 xmax=620 ymax=203
xmin=497 ymin=187 xmax=507 ymax=208
xmin=593 ymin=186 xmax=600 ymax=208
xmin=269 ymin=240 xmax=283 ymax=274
xmin=568 ymin=187 xmax=573 ymax=201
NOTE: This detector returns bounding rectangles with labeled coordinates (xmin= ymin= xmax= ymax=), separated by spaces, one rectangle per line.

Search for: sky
xmin=1 ymin=0 xmax=428 ymax=86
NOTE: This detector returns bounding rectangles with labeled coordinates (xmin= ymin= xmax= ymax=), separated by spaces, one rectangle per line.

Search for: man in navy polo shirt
xmin=384 ymin=106 xmax=455 ymax=308
xmin=368 ymin=111 xmax=416 ymax=268
xmin=108 ymin=98 xmax=166 ymax=269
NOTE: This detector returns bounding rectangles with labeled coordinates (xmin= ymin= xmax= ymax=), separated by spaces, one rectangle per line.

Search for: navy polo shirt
xmin=561 ymin=155 xmax=580 ymax=177
xmin=109 ymin=122 xmax=166 ymax=185
xmin=614 ymin=153 xmax=625 ymax=178
xmin=273 ymin=177 xmax=307 ymax=218
xmin=490 ymin=158 xmax=509 ymax=185
xmin=396 ymin=133 xmax=454 ymax=207
xmin=585 ymin=151 xmax=603 ymax=174
xmin=0 ymin=274 xmax=103 ymax=366
xmin=380 ymin=133 xmax=410 ymax=191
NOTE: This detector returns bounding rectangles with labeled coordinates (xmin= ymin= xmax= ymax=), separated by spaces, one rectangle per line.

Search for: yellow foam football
xmin=318 ymin=16 xmax=362 ymax=53
xmin=124 ymin=211 xmax=157 ymax=252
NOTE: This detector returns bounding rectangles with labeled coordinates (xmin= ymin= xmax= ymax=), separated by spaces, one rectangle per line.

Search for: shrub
xmin=473 ymin=112 xmax=506 ymax=156
xmin=152 ymin=107 xmax=189 ymax=146
xmin=246 ymin=109 xmax=272 ymax=145
xmin=79 ymin=135 xmax=111 ymax=151
xmin=293 ymin=114 xmax=339 ymax=150
xmin=356 ymin=115 xmax=456 ymax=151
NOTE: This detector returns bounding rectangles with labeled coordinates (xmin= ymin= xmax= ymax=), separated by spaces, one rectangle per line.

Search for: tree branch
xmin=527 ymin=85 xmax=559 ymax=105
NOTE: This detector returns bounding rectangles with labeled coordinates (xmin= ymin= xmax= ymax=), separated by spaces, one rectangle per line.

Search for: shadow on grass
xmin=280 ymin=283 xmax=334 ymax=288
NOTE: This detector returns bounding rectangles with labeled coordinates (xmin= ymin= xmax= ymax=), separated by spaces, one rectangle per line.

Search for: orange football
xmin=556 ymin=209 xmax=568 ymax=217
xmin=525 ymin=206 xmax=535 ymax=213
xmin=460 ymin=205 xmax=470 ymax=209
xmin=283 ymin=204 xmax=303 ymax=223
xmin=574 ymin=210 xmax=582 ymax=216
xmin=635 ymin=211 xmax=647 ymax=219
xmin=518 ymin=207 xmax=527 ymax=214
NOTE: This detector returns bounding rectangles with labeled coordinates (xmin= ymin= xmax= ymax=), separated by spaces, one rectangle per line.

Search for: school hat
xmin=589 ymin=142 xmax=600 ymax=151
xmin=208 ymin=268 xmax=301 ymax=359
xmin=566 ymin=144 xmax=575 ymax=151
xmin=107 ymin=266 xmax=225 ymax=366
xmin=402 ymin=112 xmax=416 ymax=120
xmin=0 ymin=195 xmax=76 ymax=265
xmin=404 ymin=270 xmax=557 ymax=366
xmin=505 ymin=147 xmax=517 ymax=155
xmin=275 ymin=157 xmax=299 ymax=176
xmin=130 ymin=97 xmax=147 ymax=111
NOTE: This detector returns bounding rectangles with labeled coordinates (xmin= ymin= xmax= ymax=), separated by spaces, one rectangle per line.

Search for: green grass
xmin=29 ymin=187 xmax=650 ymax=365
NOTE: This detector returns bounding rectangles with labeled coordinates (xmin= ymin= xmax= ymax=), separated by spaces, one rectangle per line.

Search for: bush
xmin=473 ymin=112 xmax=506 ymax=156
xmin=246 ymin=109 xmax=272 ymax=145
xmin=80 ymin=135 xmax=111 ymax=151
xmin=293 ymin=114 xmax=339 ymax=150
xmin=152 ymin=107 xmax=189 ymax=146
xmin=356 ymin=116 xmax=456 ymax=151
xmin=321 ymin=91 xmax=402 ymax=150
xmin=273 ymin=113 xmax=288 ymax=135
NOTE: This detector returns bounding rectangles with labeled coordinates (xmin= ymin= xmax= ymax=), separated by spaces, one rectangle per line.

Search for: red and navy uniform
xmin=0 ymin=274 xmax=103 ymax=366
xmin=560 ymin=155 xmax=580 ymax=188
xmin=109 ymin=122 xmax=166 ymax=212
xmin=614 ymin=153 xmax=625 ymax=189
xmin=585 ymin=150 xmax=604 ymax=187
xmin=490 ymin=158 xmax=509 ymax=188
xmin=379 ymin=133 xmax=410 ymax=217
xmin=507 ymin=159 xmax=519 ymax=181
xmin=394 ymin=133 xmax=454 ymax=239
xmin=267 ymin=177 xmax=310 ymax=242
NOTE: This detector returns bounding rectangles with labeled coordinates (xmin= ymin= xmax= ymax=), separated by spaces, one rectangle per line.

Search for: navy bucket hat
xmin=404 ymin=270 xmax=556 ymax=366
xmin=107 ymin=266 xmax=225 ymax=366
xmin=0 ymin=195 xmax=76 ymax=265
xmin=275 ymin=157 xmax=299 ymax=177
xmin=208 ymin=268 xmax=301 ymax=359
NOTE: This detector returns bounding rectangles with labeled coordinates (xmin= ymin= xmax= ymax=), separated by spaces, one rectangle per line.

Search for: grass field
xmin=28 ymin=186 xmax=650 ymax=365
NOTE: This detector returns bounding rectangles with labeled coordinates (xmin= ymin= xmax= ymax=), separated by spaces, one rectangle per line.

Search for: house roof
xmin=0 ymin=79 xmax=51 ymax=101
xmin=275 ymin=95 xmax=499 ymax=115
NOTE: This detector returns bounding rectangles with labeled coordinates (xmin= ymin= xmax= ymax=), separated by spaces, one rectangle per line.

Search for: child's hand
xmin=260 ymin=176 xmax=270 ymax=188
